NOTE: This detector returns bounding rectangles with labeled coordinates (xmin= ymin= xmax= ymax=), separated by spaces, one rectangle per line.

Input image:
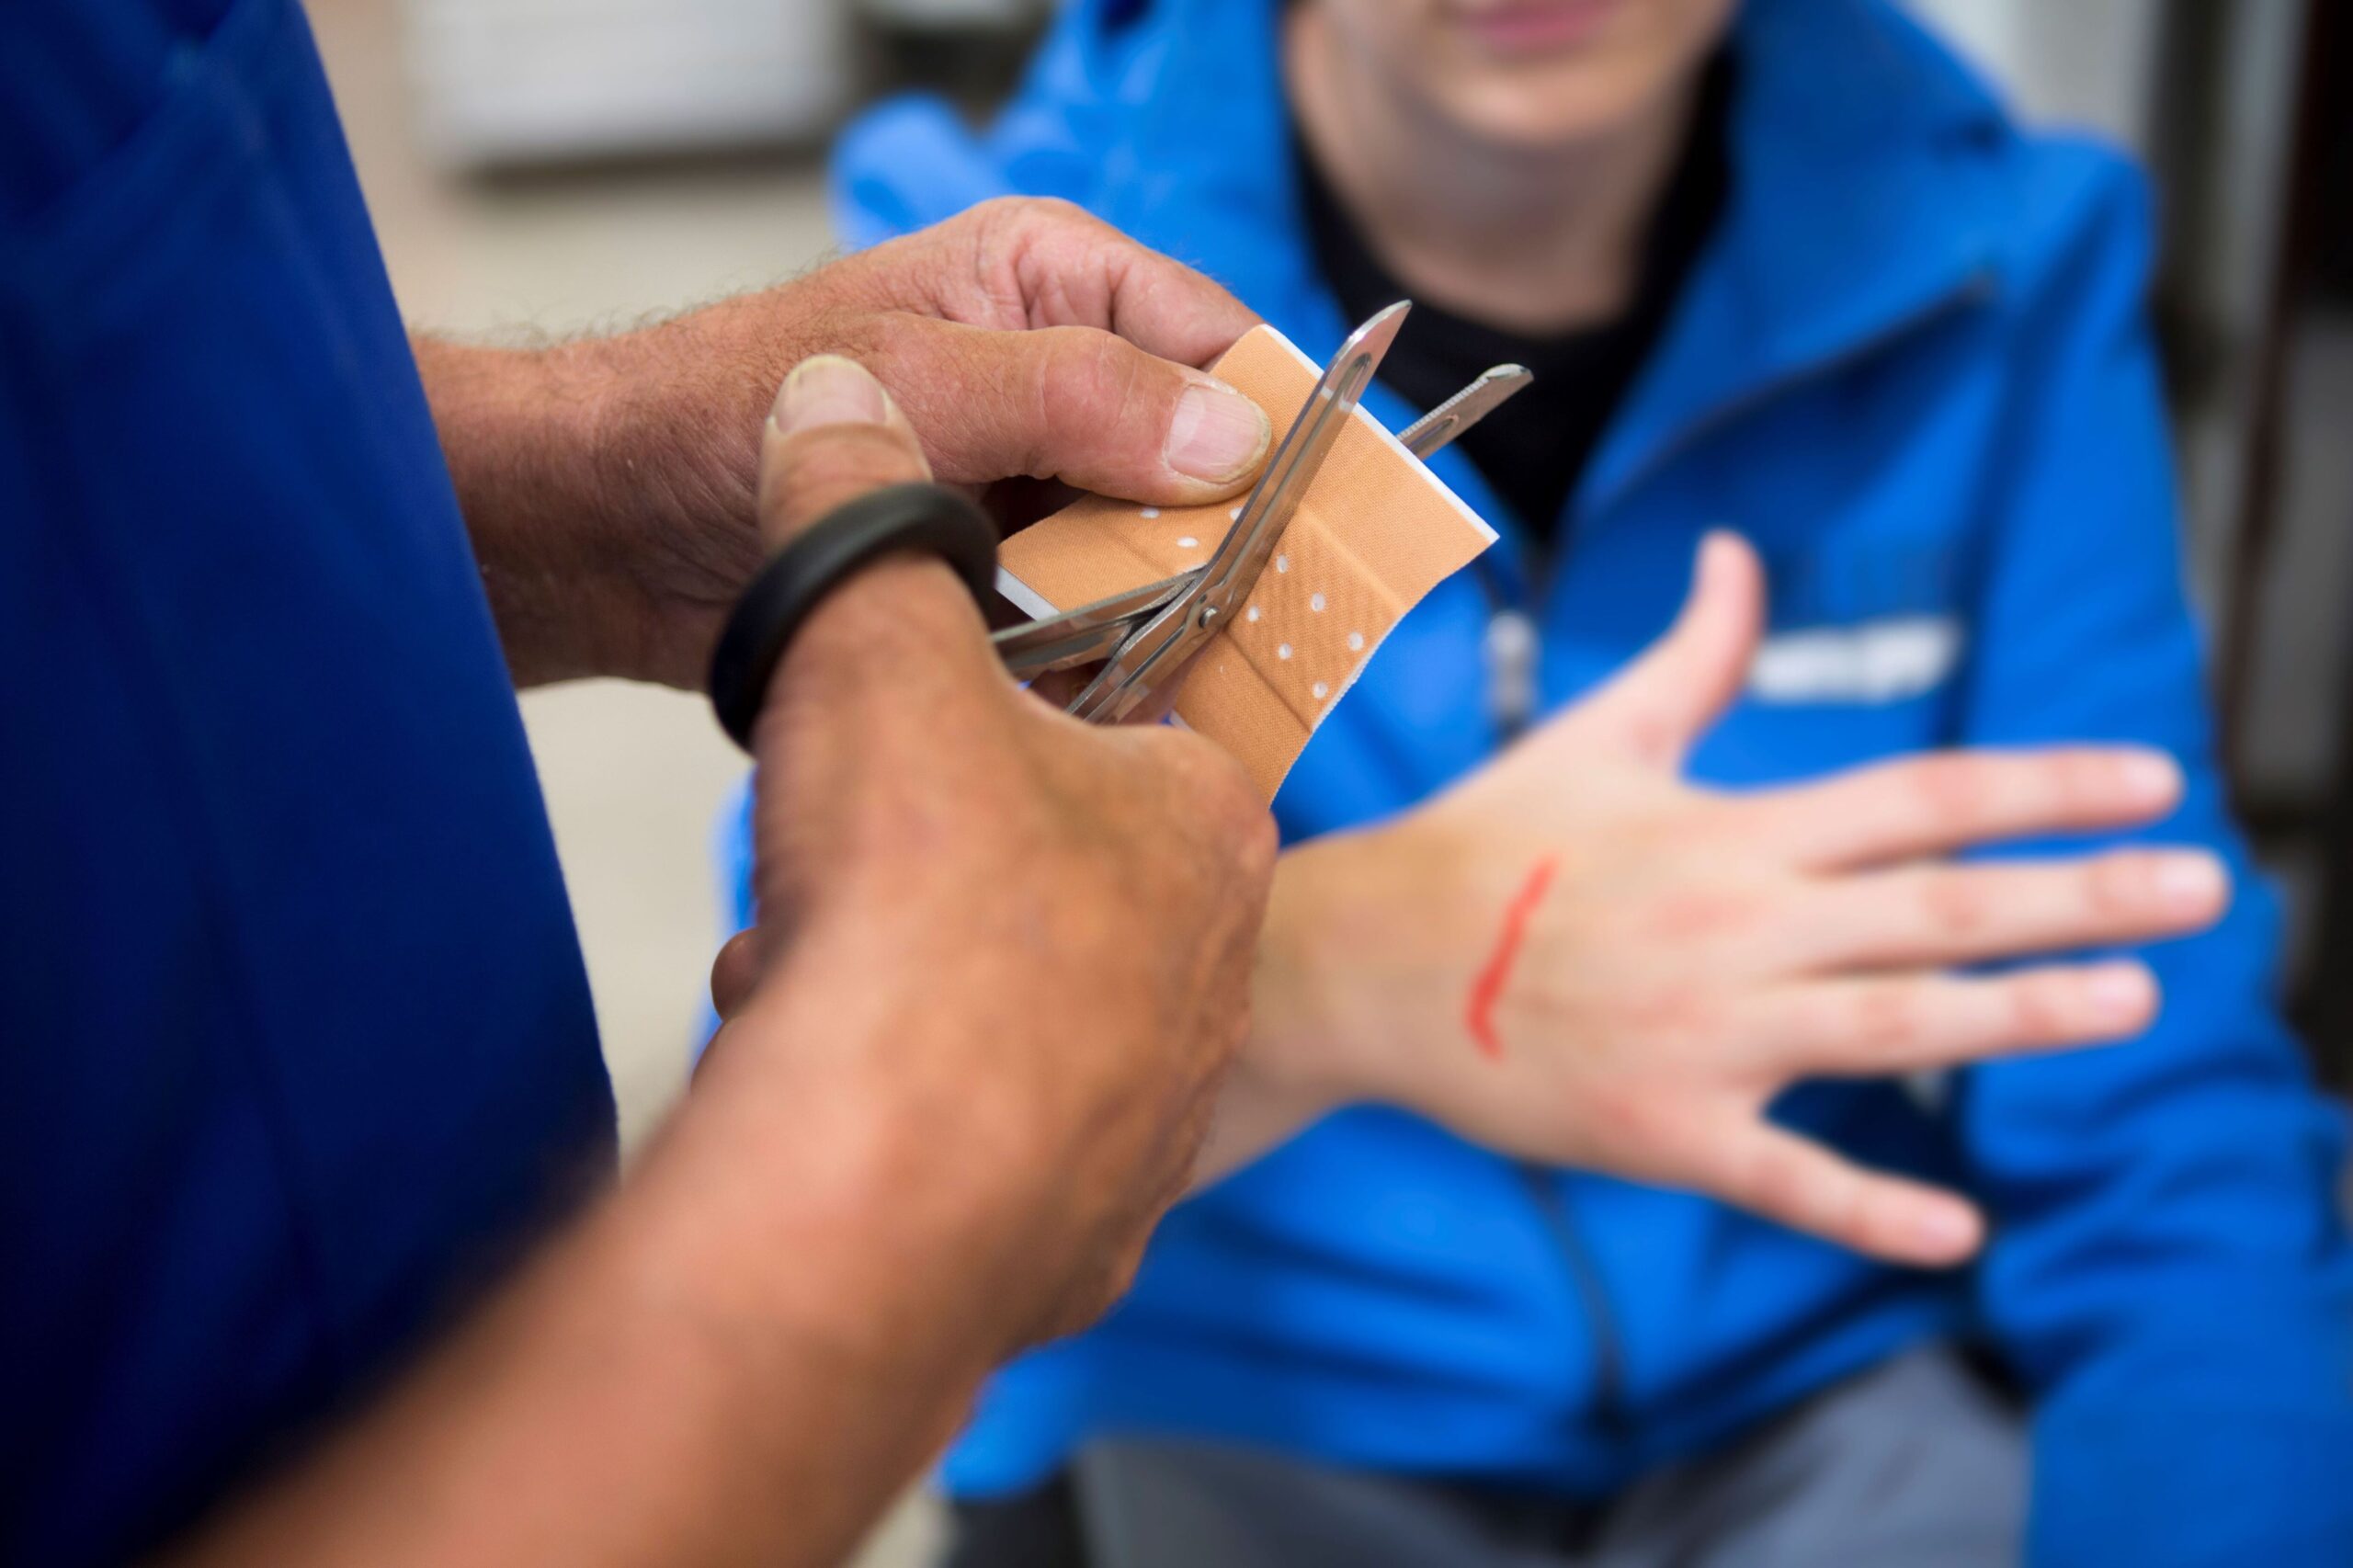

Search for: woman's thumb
xmin=1577 ymin=531 xmax=1766 ymax=769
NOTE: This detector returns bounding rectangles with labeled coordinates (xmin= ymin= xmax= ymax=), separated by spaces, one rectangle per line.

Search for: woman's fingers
xmin=1739 ymin=960 xmax=2158 ymax=1076
xmin=1681 ymin=1119 xmax=1986 ymax=1267
xmin=1733 ymin=746 xmax=2183 ymax=872
xmin=1787 ymin=847 xmax=2230 ymax=971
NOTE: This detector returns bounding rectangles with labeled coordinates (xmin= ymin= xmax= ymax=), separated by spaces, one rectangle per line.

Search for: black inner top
xmin=1297 ymin=54 xmax=1735 ymax=554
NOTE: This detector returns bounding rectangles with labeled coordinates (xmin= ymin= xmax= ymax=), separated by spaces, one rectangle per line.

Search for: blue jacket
xmin=750 ymin=0 xmax=2353 ymax=1558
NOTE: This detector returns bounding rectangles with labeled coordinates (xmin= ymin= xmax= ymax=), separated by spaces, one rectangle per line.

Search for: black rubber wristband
xmin=708 ymin=482 xmax=999 ymax=753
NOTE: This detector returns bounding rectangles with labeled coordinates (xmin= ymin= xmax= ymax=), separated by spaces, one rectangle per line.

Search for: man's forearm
xmin=419 ymin=336 xmax=628 ymax=687
xmin=171 ymin=980 xmax=1024 ymax=1568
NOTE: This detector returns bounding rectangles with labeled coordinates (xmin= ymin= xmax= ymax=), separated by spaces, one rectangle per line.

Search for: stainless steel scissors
xmin=991 ymin=301 xmax=1530 ymax=722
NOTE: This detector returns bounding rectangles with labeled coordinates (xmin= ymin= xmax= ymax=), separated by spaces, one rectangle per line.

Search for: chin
xmin=1307 ymin=0 xmax=1731 ymax=159
xmin=1382 ymin=0 xmax=1733 ymax=153
xmin=1429 ymin=60 xmax=1672 ymax=152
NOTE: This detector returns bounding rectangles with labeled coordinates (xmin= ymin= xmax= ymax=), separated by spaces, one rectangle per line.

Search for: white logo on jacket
xmin=1747 ymin=616 xmax=1965 ymax=704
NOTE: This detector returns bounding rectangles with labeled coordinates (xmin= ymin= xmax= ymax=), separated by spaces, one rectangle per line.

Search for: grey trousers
xmin=1055 ymin=1347 xmax=2026 ymax=1568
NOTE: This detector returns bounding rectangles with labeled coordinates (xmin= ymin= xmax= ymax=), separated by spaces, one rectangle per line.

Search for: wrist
xmin=420 ymin=335 xmax=674 ymax=684
xmin=570 ymin=320 xmax=767 ymax=685
xmin=636 ymin=973 xmax=1048 ymax=1378
xmin=1253 ymin=821 xmax=1468 ymax=1115
xmin=435 ymin=294 xmax=809 ymax=688
xmin=1248 ymin=838 xmax=1374 ymax=1112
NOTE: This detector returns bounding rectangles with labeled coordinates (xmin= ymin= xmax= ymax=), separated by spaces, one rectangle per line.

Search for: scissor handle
xmin=992 ymin=567 xmax=1199 ymax=678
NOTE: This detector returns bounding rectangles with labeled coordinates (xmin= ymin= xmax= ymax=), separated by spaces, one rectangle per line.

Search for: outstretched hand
xmin=1244 ymin=533 xmax=2229 ymax=1265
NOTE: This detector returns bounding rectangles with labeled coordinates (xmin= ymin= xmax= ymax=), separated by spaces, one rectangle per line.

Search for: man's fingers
xmin=839 ymin=199 xmax=1269 ymax=501
xmin=868 ymin=317 xmax=1271 ymax=506
xmin=756 ymin=355 xmax=932 ymax=548
xmin=1736 ymin=746 xmax=2185 ymax=871
xmin=948 ymin=197 xmax=1263 ymax=369
xmin=746 ymin=354 xmax=998 ymax=753
xmin=1790 ymin=848 xmax=2231 ymax=971
xmin=1570 ymin=533 xmax=1764 ymax=767
xmin=1740 ymin=960 xmax=2158 ymax=1076
xmin=1690 ymin=1119 xmax=1985 ymax=1266
xmin=709 ymin=929 xmax=762 ymax=1022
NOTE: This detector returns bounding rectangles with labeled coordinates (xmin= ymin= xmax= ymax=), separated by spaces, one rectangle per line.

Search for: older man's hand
xmin=418 ymin=199 xmax=1271 ymax=688
xmin=699 ymin=353 xmax=1278 ymax=1354
xmin=173 ymin=354 xmax=1275 ymax=1568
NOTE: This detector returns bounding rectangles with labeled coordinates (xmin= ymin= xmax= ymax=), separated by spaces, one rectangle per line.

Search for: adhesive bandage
xmin=999 ymin=325 xmax=1500 ymax=800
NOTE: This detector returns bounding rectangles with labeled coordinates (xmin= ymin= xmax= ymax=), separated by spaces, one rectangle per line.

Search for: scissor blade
xmin=992 ymin=567 xmax=1200 ymax=678
xmin=1398 ymin=364 xmax=1532 ymax=460
xmin=1195 ymin=300 xmax=1410 ymax=610
xmin=1065 ymin=301 xmax=1412 ymax=724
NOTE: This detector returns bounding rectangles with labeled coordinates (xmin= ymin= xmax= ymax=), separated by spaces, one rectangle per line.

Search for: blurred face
xmin=1308 ymin=0 xmax=1738 ymax=152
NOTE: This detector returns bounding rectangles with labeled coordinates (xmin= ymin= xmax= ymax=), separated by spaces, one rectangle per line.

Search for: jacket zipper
xmin=1518 ymin=1164 xmax=1633 ymax=1443
xmin=1475 ymin=582 xmax=1636 ymax=1440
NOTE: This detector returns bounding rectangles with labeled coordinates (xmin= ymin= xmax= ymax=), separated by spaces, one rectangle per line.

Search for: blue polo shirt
xmin=0 ymin=2 xmax=616 ymax=1562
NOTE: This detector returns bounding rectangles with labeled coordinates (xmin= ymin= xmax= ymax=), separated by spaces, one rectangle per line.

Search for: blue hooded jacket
xmin=729 ymin=0 xmax=2353 ymax=1559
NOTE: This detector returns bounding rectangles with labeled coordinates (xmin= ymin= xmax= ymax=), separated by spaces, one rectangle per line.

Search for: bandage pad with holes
xmin=998 ymin=324 xmax=1499 ymax=800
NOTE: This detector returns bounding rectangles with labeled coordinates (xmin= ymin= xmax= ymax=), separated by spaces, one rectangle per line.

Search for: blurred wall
xmin=1906 ymin=0 xmax=2161 ymax=154
xmin=406 ymin=0 xmax=852 ymax=165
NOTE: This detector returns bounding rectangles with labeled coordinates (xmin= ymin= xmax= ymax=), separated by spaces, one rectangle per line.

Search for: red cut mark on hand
xmin=1465 ymin=856 xmax=1560 ymax=1059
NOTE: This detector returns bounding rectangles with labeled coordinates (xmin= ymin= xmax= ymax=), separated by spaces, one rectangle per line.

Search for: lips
xmin=1454 ymin=0 xmax=1620 ymax=55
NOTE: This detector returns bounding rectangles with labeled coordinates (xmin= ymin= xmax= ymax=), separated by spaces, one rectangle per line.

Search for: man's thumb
xmin=756 ymin=355 xmax=933 ymax=548
xmin=1581 ymin=531 xmax=1765 ymax=768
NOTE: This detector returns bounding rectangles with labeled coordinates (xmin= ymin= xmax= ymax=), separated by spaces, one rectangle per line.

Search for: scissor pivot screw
xmin=1198 ymin=604 xmax=1221 ymax=630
